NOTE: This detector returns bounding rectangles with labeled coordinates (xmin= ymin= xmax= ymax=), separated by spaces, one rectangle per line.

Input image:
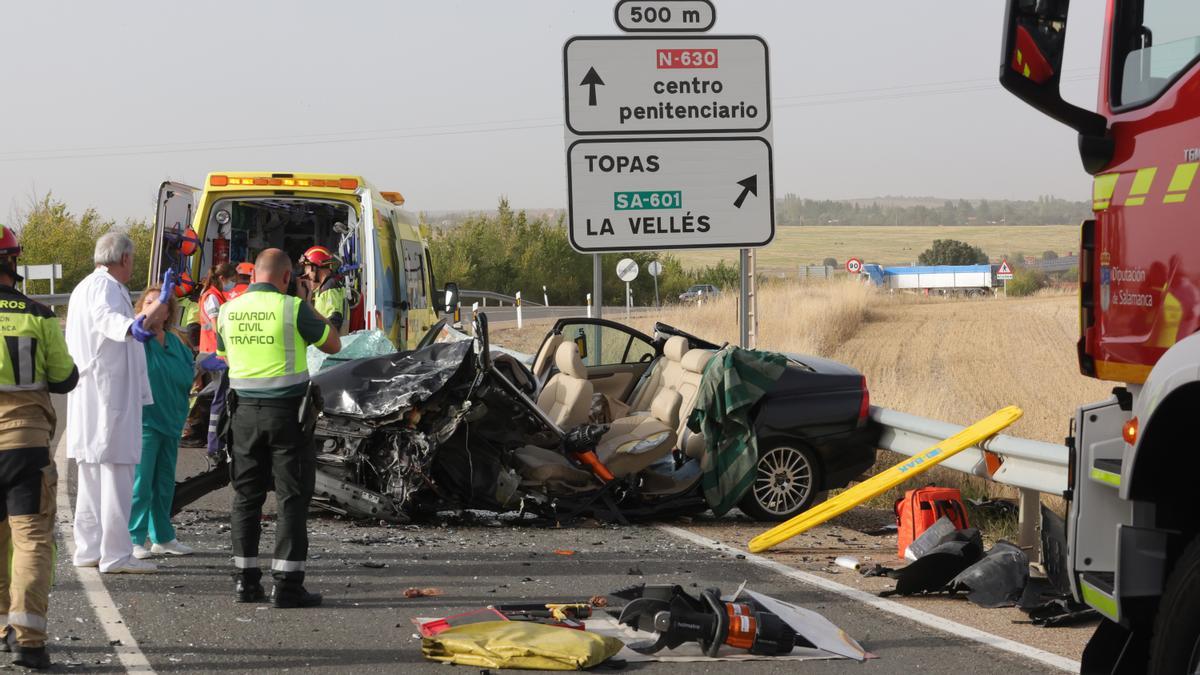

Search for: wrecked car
xmin=175 ymin=315 xmax=880 ymax=524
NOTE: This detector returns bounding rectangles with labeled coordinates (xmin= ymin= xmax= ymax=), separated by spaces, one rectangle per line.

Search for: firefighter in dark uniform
xmin=216 ymin=249 xmax=340 ymax=607
xmin=0 ymin=225 xmax=78 ymax=669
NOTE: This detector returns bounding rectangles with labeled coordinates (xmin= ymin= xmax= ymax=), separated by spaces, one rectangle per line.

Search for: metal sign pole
xmin=740 ymin=248 xmax=750 ymax=348
xmin=593 ymin=254 xmax=603 ymax=319
xmin=653 ymin=271 xmax=659 ymax=308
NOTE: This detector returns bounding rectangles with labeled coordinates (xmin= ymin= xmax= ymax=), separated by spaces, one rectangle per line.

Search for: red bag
xmin=894 ymin=486 xmax=970 ymax=559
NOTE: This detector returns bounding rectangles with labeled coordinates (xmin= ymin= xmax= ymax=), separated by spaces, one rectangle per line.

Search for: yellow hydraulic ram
xmin=748 ymin=406 xmax=1023 ymax=553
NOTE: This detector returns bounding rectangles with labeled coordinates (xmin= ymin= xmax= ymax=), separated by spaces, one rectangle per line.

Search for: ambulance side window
xmin=401 ymin=240 xmax=427 ymax=310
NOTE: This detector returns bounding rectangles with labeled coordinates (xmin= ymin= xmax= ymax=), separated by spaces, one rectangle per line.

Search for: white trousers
xmin=73 ymin=462 xmax=136 ymax=572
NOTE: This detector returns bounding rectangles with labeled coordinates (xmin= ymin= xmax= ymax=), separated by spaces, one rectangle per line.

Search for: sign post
xmin=564 ymin=3 xmax=772 ymax=347
xmin=647 ymin=259 xmax=663 ymax=307
xmin=997 ymin=259 xmax=1014 ymax=297
xmin=617 ymin=257 xmax=639 ymax=319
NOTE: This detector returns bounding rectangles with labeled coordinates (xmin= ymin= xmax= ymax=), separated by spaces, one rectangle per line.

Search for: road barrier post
xmin=515 ymin=291 xmax=523 ymax=330
xmin=1017 ymin=488 xmax=1041 ymax=561
xmin=586 ymin=293 xmax=592 ymax=318
xmin=543 ymin=285 xmax=549 ymax=307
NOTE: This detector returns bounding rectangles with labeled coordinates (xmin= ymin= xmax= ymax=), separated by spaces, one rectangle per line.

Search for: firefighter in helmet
xmin=298 ymin=246 xmax=345 ymax=332
xmin=0 ymin=225 xmax=79 ymax=669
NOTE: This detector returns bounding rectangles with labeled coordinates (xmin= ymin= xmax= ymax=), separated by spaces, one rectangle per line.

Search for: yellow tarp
xmin=421 ymin=620 xmax=623 ymax=670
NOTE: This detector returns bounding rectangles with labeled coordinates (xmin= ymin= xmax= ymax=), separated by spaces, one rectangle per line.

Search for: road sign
xmin=647 ymin=260 xmax=663 ymax=277
xmin=563 ymin=35 xmax=770 ymax=135
xmin=846 ymin=258 xmax=862 ymax=274
xmin=568 ymin=137 xmax=773 ymax=252
xmin=614 ymin=0 xmax=715 ymax=33
xmin=997 ymin=259 xmax=1014 ymax=280
xmin=616 ymin=257 xmax=639 ymax=282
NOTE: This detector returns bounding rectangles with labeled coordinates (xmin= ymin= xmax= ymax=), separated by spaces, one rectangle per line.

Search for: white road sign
xmin=568 ymin=137 xmax=774 ymax=252
xmin=615 ymin=0 xmax=715 ymax=33
xmin=564 ymin=35 xmax=769 ymax=135
xmin=616 ymin=258 xmax=639 ymax=282
xmin=647 ymin=260 xmax=663 ymax=277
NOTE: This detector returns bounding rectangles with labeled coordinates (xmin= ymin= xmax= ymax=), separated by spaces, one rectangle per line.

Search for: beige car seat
xmin=676 ymin=349 xmax=715 ymax=458
xmin=532 ymin=332 xmax=563 ymax=383
xmin=536 ymin=342 xmax=594 ymax=429
xmin=628 ymin=336 xmax=690 ymax=411
xmin=596 ymin=389 xmax=681 ymax=478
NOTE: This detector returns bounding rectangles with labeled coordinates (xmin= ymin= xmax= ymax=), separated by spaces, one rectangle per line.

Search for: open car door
xmin=533 ymin=318 xmax=658 ymax=403
xmin=151 ymin=181 xmax=200 ymax=286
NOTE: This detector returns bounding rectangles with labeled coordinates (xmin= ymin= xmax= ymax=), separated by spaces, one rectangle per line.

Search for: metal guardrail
xmin=872 ymin=405 xmax=1069 ymax=556
xmin=872 ymin=405 xmax=1068 ymax=495
xmin=1025 ymin=255 xmax=1079 ymax=273
xmin=30 ymin=293 xmax=69 ymax=307
xmin=460 ymin=289 xmax=544 ymax=307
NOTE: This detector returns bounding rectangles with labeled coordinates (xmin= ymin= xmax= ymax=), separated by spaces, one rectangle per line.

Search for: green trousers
xmin=129 ymin=430 xmax=178 ymax=545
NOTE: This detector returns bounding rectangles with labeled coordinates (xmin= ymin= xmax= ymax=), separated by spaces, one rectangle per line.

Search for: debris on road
xmin=404 ymin=587 xmax=443 ymax=599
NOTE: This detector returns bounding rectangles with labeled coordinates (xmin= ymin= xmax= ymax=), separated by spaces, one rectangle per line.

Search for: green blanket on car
xmin=687 ymin=346 xmax=788 ymax=516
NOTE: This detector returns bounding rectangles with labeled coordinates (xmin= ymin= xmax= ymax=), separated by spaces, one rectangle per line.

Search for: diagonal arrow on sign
xmin=580 ymin=67 xmax=605 ymax=107
xmin=734 ymin=175 xmax=758 ymax=208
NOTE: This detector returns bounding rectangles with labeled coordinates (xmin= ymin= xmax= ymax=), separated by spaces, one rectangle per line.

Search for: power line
xmin=0 ymin=72 xmax=1102 ymax=163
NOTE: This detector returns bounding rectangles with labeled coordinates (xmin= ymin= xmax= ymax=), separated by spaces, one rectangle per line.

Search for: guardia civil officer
xmin=216 ymin=249 xmax=340 ymax=607
xmin=0 ymin=225 xmax=78 ymax=669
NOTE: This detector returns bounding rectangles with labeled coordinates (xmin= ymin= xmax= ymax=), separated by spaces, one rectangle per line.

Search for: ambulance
xmin=150 ymin=172 xmax=448 ymax=350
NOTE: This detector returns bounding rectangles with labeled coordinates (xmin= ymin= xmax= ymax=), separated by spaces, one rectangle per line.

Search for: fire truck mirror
xmin=1007 ymin=0 xmax=1068 ymax=85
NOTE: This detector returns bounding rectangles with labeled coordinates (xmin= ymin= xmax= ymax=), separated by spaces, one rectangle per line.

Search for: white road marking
xmin=659 ymin=525 xmax=1081 ymax=673
xmin=55 ymin=436 xmax=156 ymax=674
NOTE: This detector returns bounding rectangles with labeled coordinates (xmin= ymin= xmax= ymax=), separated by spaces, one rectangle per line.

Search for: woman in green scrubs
xmin=129 ymin=286 xmax=196 ymax=558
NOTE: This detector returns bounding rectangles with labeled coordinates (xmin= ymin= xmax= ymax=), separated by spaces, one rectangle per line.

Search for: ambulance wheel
xmin=1149 ymin=535 xmax=1200 ymax=674
xmin=739 ymin=443 xmax=822 ymax=522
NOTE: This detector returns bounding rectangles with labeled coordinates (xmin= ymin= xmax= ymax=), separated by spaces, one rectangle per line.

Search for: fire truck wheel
xmin=1148 ymin=535 xmax=1200 ymax=674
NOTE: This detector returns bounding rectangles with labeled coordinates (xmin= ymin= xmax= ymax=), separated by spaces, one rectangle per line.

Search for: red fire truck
xmin=1001 ymin=1 xmax=1200 ymax=671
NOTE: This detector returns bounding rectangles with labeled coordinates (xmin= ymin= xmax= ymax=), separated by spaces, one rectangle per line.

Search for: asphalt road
xmin=44 ymin=398 xmax=1065 ymax=673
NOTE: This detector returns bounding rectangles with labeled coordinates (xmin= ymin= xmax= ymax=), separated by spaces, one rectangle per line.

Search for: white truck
xmin=860 ymin=263 xmax=996 ymax=297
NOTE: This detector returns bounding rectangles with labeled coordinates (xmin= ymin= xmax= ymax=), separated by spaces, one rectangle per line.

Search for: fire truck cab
xmin=151 ymin=172 xmax=451 ymax=351
xmin=1001 ymin=1 xmax=1200 ymax=671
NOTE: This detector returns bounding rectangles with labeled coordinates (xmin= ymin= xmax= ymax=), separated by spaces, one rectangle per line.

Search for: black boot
xmin=1 ymin=627 xmax=12 ymax=653
xmin=234 ymin=569 xmax=266 ymax=603
xmin=272 ymin=585 xmax=322 ymax=608
xmin=12 ymin=645 xmax=50 ymax=670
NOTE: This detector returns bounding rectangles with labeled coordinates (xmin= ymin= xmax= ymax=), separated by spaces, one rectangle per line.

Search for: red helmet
xmin=0 ymin=225 xmax=20 ymax=258
xmin=236 ymin=262 xmax=254 ymax=277
xmin=300 ymin=246 xmax=337 ymax=269
xmin=174 ymin=272 xmax=196 ymax=298
xmin=179 ymin=227 xmax=200 ymax=256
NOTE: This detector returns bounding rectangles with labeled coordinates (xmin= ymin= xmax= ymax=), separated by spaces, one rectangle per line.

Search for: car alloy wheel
xmin=752 ymin=446 xmax=815 ymax=518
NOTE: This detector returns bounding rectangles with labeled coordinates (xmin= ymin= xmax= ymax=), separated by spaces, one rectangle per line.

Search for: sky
xmin=0 ymin=1 xmax=1106 ymax=224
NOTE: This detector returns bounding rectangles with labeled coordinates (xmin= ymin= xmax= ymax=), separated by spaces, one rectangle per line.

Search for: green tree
xmin=1042 ymin=250 xmax=1059 ymax=260
xmin=917 ymin=239 xmax=988 ymax=266
xmin=822 ymin=257 xmax=838 ymax=268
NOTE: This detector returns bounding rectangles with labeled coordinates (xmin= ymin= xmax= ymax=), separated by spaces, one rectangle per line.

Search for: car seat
xmin=536 ymin=342 xmax=593 ymax=429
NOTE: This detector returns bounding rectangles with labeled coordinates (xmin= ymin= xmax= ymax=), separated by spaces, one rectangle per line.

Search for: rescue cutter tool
xmin=748 ymin=405 xmax=1023 ymax=553
xmin=617 ymin=585 xmax=805 ymax=657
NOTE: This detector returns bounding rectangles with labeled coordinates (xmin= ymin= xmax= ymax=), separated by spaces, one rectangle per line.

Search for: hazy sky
xmin=0 ymin=1 xmax=1105 ymax=224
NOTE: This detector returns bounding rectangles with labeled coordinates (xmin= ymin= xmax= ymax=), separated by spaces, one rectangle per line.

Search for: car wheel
xmin=739 ymin=443 xmax=822 ymax=522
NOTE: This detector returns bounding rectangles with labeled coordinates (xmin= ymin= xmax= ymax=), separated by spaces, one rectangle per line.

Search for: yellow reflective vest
xmin=217 ymin=290 xmax=311 ymax=393
xmin=0 ymin=284 xmax=78 ymax=449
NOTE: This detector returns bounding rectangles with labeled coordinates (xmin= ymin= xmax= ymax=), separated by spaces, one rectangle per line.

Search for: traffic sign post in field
xmin=564 ymin=36 xmax=770 ymax=135
xmin=568 ymin=137 xmax=773 ymax=251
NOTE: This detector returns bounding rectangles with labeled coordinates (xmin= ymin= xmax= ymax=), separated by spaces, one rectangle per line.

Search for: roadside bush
xmin=822 ymin=257 xmax=838 ymax=268
xmin=1005 ymin=267 xmax=1048 ymax=296
xmin=1042 ymin=250 xmax=1059 ymax=260
xmin=917 ymin=239 xmax=988 ymax=265
xmin=14 ymin=194 xmax=151 ymax=294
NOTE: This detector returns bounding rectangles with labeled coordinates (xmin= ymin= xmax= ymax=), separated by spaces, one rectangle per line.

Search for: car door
xmin=537 ymin=318 xmax=658 ymax=402
xmin=151 ymin=181 xmax=199 ymax=286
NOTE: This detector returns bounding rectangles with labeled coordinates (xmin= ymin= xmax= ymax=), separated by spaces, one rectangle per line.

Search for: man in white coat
xmin=65 ymin=233 xmax=169 ymax=574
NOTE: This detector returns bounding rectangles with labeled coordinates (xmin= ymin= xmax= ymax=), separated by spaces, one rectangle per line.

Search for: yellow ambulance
xmin=150 ymin=172 xmax=445 ymax=350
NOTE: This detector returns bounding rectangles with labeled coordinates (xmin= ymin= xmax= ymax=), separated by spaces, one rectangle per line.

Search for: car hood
xmin=313 ymin=340 xmax=473 ymax=419
xmin=781 ymin=352 xmax=862 ymax=377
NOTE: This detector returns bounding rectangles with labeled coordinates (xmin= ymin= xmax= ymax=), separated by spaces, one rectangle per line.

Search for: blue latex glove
xmin=131 ymin=315 xmax=154 ymax=343
xmin=199 ymin=353 xmax=227 ymax=372
xmin=160 ymin=268 xmax=177 ymax=303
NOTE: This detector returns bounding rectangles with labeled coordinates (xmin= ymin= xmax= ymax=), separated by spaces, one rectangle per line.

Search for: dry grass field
xmin=674 ymin=224 xmax=1082 ymax=273
xmin=492 ymin=280 xmax=1109 ymax=504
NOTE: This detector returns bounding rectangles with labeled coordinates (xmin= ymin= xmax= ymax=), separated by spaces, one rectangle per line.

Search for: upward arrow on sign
xmin=734 ymin=175 xmax=758 ymax=208
xmin=580 ymin=67 xmax=605 ymax=107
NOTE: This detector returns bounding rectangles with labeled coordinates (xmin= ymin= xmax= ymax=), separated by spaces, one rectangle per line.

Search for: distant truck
xmin=859 ymin=264 xmax=995 ymax=297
